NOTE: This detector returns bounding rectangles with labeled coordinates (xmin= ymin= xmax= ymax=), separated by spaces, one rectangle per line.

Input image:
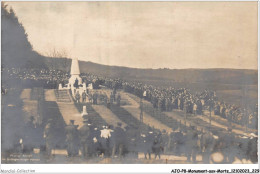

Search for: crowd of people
xmin=1 ymin=67 xmax=258 ymax=163
xmin=2 ymin=67 xmax=257 ymax=129
xmin=17 ymin=115 xmax=257 ymax=163
xmin=2 ymin=68 xmax=257 ymax=162
xmin=120 ymin=82 xmax=257 ymax=129
xmin=1 ymin=67 xmax=68 ymax=90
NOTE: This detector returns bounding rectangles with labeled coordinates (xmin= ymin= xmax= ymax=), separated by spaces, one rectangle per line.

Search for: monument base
xmin=68 ymin=75 xmax=82 ymax=88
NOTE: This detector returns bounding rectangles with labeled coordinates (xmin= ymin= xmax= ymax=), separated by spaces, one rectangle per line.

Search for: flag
xmin=143 ymin=91 xmax=147 ymax=97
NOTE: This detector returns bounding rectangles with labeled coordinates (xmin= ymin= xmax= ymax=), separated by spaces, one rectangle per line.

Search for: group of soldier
xmin=40 ymin=114 xmax=258 ymax=163
xmin=43 ymin=117 xmax=129 ymax=159
xmin=74 ymin=88 xmax=122 ymax=108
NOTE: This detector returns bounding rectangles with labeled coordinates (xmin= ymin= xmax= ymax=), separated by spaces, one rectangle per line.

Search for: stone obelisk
xmin=69 ymin=57 xmax=82 ymax=88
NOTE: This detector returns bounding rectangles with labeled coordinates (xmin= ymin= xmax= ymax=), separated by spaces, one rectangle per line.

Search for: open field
xmin=216 ymin=89 xmax=257 ymax=108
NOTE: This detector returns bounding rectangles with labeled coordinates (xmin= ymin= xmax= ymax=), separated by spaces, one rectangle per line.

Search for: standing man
xmin=79 ymin=117 xmax=90 ymax=159
xmin=144 ymin=129 xmax=154 ymax=159
xmin=185 ymin=126 xmax=199 ymax=163
xmin=112 ymin=88 xmax=116 ymax=101
xmin=104 ymin=93 xmax=108 ymax=107
xmin=93 ymin=92 xmax=98 ymax=105
xmin=44 ymin=119 xmax=55 ymax=158
xmin=65 ymin=120 xmax=80 ymax=157
xmin=116 ymin=93 xmax=121 ymax=107
xmin=173 ymin=128 xmax=184 ymax=156
xmin=153 ymin=131 xmax=163 ymax=159
xmin=74 ymin=78 xmax=79 ymax=89
xmin=110 ymin=92 xmax=114 ymax=104
xmin=88 ymin=124 xmax=101 ymax=157
xmin=112 ymin=122 xmax=126 ymax=157
xmin=75 ymin=91 xmax=80 ymax=103
xmin=201 ymin=130 xmax=214 ymax=163
xmin=100 ymin=125 xmax=114 ymax=157
xmin=193 ymin=103 xmax=197 ymax=116
xmin=161 ymin=130 xmax=169 ymax=154
xmin=82 ymin=90 xmax=87 ymax=103
xmin=222 ymin=128 xmax=235 ymax=163
xmin=23 ymin=116 xmax=36 ymax=153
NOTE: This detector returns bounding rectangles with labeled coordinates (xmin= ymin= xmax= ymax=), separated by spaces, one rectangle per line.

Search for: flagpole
xmin=140 ymin=97 xmax=143 ymax=123
xmin=140 ymin=91 xmax=146 ymax=123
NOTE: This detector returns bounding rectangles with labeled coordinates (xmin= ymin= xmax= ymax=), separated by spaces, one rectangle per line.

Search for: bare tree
xmin=45 ymin=48 xmax=71 ymax=85
xmin=46 ymin=48 xmax=70 ymax=71
xmin=59 ymin=48 xmax=71 ymax=73
xmin=45 ymin=48 xmax=59 ymax=71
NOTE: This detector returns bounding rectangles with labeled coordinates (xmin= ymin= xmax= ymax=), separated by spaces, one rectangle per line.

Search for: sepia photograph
xmin=1 ymin=1 xmax=258 ymax=167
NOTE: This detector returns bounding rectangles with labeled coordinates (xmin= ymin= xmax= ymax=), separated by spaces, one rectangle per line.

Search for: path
xmin=196 ymin=114 xmax=250 ymax=136
xmin=203 ymin=110 xmax=257 ymax=133
xmin=20 ymin=89 xmax=37 ymax=120
xmin=167 ymin=110 xmax=252 ymax=136
xmin=57 ymin=103 xmax=83 ymax=128
xmin=120 ymin=92 xmax=172 ymax=133
xmin=44 ymin=89 xmax=83 ymax=128
xmin=125 ymin=92 xmax=254 ymax=136
xmin=164 ymin=112 xmax=204 ymax=130
xmin=20 ymin=89 xmax=31 ymax=100
xmin=92 ymin=105 xmax=127 ymax=129
xmin=44 ymin=89 xmax=56 ymax=101
xmin=120 ymin=92 xmax=140 ymax=107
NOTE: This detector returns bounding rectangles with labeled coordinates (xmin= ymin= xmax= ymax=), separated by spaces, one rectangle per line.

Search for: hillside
xmin=45 ymin=57 xmax=257 ymax=88
xmin=78 ymin=61 xmax=257 ymax=85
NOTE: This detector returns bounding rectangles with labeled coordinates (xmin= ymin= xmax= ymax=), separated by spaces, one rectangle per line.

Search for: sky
xmin=6 ymin=1 xmax=258 ymax=69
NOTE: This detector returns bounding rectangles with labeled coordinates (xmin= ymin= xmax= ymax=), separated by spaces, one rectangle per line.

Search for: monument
xmin=68 ymin=57 xmax=82 ymax=88
xmin=58 ymin=57 xmax=91 ymax=103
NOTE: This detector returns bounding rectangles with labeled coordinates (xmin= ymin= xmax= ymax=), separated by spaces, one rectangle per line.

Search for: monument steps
xmin=54 ymin=89 xmax=72 ymax=103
